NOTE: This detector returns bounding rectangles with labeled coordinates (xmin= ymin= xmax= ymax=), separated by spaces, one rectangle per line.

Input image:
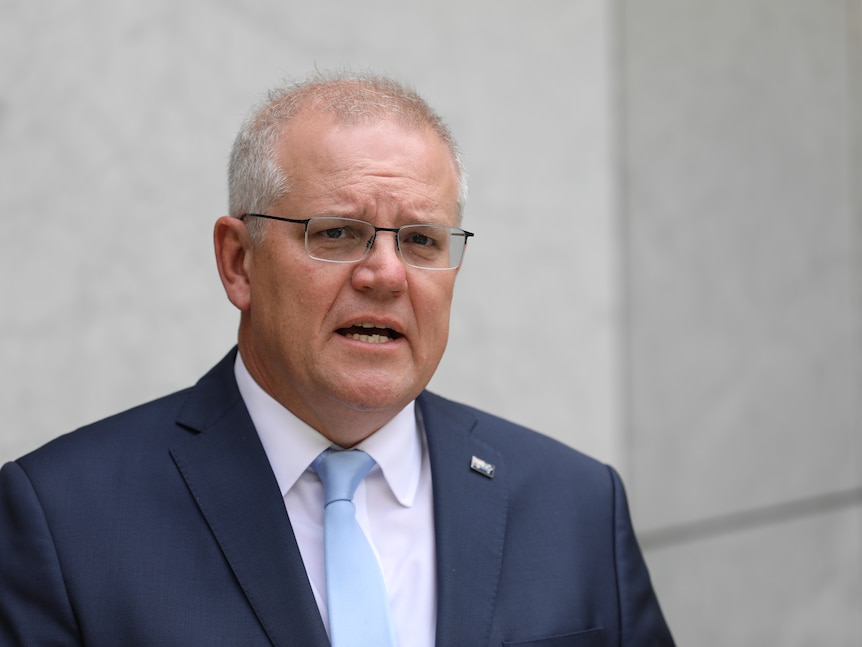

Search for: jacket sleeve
xmin=0 ymin=461 xmax=83 ymax=645
xmin=608 ymin=466 xmax=675 ymax=646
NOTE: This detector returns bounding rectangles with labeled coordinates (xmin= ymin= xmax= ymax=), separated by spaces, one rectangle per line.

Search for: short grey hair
xmin=228 ymin=72 xmax=468 ymax=243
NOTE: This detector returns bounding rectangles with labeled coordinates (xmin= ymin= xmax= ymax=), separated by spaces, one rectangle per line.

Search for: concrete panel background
xmin=0 ymin=0 xmax=621 ymax=463
xmin=621 ymin=0 xmax=862 ymax=644
xmin=3 ymin=0 xmax=861 ymax=643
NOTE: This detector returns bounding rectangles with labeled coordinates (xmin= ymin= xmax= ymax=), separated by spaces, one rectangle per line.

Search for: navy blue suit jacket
xmin=0 ymin=350 xmax=673 ymax=646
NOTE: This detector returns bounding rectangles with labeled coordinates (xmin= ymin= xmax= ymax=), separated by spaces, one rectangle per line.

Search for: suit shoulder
xmin=16 ymin=388 xmax=194 ymax=472
xmin=419 ymin=390 xmax=611 ymax=479
xmin=14 ymin=349 xmax=240 ymax=472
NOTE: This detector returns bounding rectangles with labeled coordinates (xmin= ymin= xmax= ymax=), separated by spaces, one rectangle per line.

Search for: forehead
xmin=273 ymin=112 xmax=460 ymax=213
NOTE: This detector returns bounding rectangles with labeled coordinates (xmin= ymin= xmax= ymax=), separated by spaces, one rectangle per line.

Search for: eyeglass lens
xmin=306 ymin=217 xmax=467 ymax=269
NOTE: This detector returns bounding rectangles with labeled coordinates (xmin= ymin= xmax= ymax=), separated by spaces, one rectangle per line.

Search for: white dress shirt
xmin=234 ymin=354 xmax=437 ymax=647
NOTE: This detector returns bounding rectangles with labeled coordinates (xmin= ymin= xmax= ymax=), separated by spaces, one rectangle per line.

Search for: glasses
xmin=241 ymin=214 xmax=474 ymax=270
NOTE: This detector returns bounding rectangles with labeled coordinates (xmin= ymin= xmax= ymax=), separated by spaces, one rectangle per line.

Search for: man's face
xmin=236 ymin=112 xmax=462 ymax=438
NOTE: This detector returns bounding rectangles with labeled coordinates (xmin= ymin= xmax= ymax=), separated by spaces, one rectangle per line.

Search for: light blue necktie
xmin=312 ymin=449 xmax=396 ymax=647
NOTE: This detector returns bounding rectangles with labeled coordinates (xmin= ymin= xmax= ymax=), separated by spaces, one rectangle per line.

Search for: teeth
xmin=345 ymin=333 xmax=392 ymax=343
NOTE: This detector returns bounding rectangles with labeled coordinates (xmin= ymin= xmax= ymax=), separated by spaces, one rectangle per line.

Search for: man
xmin=0 ymin=73 xmax=673 ymax=646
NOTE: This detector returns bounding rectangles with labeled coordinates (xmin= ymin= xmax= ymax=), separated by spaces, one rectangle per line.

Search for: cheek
xmin=257 ymin=250 xmax=322 ymax=305
xmin=281 ymin=266 xmax=351 ymax=332
xmin=416 ymin=280 xmax=456 ymax=341
xmin=249 ymin=261 xmax=312 ymax=337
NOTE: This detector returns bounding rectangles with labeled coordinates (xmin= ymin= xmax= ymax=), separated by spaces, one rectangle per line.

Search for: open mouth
xmin=337 ymin=323 xmax=402 ymax=344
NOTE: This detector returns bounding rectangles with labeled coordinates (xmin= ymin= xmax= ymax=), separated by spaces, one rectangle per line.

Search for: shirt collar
xmin=234 ymin=352 xmax=423 ymax=507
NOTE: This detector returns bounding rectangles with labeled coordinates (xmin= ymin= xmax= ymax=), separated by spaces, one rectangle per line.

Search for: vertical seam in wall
xmin=846 ymin=0 xmax=862 ymax=486
xmin=844 ymin=3 xmax=862 ymax=642
xmin=608 ymin=0 xmax=634 ymax=485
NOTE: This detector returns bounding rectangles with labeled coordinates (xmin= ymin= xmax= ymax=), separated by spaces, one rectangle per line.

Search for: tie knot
xmin=312 ymin=449 xmax=376 ymax=505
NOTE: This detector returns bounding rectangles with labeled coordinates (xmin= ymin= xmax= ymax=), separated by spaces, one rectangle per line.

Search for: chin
xmin=331 ymin=378 xmax=420 ymax=414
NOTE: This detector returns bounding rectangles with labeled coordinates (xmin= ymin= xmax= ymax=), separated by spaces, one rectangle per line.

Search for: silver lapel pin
xmin=470 ymin=455 xmax=496 ymax=479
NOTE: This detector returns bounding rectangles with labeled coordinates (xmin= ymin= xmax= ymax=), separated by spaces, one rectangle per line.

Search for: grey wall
xmin=2 ymin=1 xmax=860 ymax=644
xmin=620 ymin=0 xmax=862 ymax=644
xmin=0 ymin=0 xmax=622 ymax=464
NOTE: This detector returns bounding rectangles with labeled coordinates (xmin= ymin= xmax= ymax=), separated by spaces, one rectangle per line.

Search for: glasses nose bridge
xmin=365 ymin=225 xmax=403 ymax=256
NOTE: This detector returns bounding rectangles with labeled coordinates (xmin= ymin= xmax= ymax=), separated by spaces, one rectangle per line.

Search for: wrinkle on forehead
xmin=273 ymin=115 xmax=460 ymax=225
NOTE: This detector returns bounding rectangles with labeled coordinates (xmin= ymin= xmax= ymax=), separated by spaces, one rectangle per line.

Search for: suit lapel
xmin=419 ymin=392 xmax=507 ymax=647
xmin=169 ymin=352 xmax=328 ymax=647
xmin=166 ymin=356 xmax=509 ymax=646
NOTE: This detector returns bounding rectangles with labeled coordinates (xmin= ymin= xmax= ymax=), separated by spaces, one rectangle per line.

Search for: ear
xmin=214 ymin=215 xmax=253 ymax=311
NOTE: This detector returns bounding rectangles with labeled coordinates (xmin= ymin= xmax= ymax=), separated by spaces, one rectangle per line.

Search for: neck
xmin=297 ymin=403 xmax=400 ymax=448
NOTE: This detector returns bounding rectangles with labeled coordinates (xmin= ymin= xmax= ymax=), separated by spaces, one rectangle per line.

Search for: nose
xmin=350 ymin=230 xmax=408 ymax=294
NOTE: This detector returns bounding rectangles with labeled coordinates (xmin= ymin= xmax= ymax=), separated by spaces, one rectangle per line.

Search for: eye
xmin=309 ymin=221 xmax=366 ymax=243
xmin=322 ymin=226 xmax=350 ymax=239
xmin=405 ymin=231 xmax=436 ymax=247
xmin=401 ymin=225 xmax=448 ymax=250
